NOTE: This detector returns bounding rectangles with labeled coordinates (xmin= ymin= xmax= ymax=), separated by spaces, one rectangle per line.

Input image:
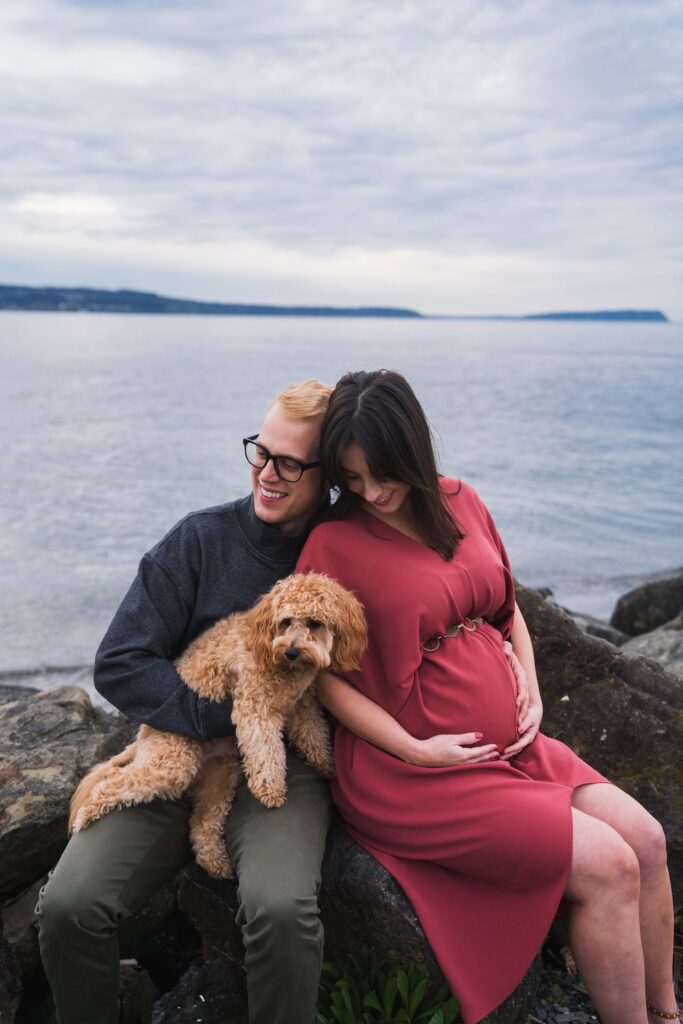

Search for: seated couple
xmin=39 ymin=372 xmax=678 ymax=1024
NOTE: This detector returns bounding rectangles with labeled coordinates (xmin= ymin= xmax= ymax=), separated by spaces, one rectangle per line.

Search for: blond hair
xmin=272 ymin=379 xmax=333 ymax=420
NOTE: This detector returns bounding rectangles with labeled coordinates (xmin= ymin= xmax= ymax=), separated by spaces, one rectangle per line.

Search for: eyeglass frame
xmin=242 ymin=435 xmax=321 ymax=483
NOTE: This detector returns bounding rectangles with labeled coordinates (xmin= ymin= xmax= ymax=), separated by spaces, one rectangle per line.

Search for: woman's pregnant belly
xmin=396 ymin=624 xmax=519 ymax=752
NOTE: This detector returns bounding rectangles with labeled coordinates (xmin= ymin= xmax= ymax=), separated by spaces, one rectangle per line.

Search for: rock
xmin=0 ymin=930 xmax=22 ymax=1024
xmin=0 ymin=685 xmax=137 ymax=901
xmin=516 ymin=582 xmax=683 ymax=906
xmin=150 ymin=960 xmax=247 ymax=1024
xmin=119 ymin=965 xmax=160 ymax=1024
xmin=177 ymin=819 xmax=540 ymax=1024
xmin=0 ymin=877 xmax=46 ymax=993
xmin=320 ymin=818 xmax=440 ymax=972
xmin=621 ymin=626 xmax=683 ymax=677
xmin=119 ymin=875 xmax=201 ymax=993
xmin=0 ymin=684 xmax=40 ymax=703
xmin=319 ymin=820 xmax=540 ymax=1024
xmin=177 ymin=867 xmax=248 ymax=973
xmin=610 ymin=569 xmax=683 ymax=636
xmin=564 ymin=610 xmax=630 ymax=646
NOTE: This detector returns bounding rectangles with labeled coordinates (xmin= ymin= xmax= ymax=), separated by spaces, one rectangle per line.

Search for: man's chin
xmin=253 ymin=493 xmax=288 ymax=523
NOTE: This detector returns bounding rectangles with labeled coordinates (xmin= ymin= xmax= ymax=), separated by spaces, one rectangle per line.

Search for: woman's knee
xmin=569 ymin=810 xmax=641 ymax=903
xmin=626 ymin=812 xmax=668 ymax=878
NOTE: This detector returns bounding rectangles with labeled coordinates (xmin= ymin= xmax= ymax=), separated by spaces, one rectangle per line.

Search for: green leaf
xmin=408 ymin=977 xmax=429 ymax=1016
xmin=382 ymin=976 xmax=398 ymax=1016
xmin=442 ymin=997 xmax=460 ymax=1024
xmin=425 ymin=1011 xmax=444 ymax=1024
xmin=363 ymin=992 xmax=382 ymax=1012
xmin=396 ymin=969 xmax=410 ymax=1007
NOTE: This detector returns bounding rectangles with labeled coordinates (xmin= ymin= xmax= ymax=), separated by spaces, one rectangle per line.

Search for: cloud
xmin=0 ymin=0 xmax=681 ymax=314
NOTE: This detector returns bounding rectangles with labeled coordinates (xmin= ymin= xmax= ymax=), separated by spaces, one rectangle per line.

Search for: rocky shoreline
xmin=1 ymin=573 xmax=682 ymax=1024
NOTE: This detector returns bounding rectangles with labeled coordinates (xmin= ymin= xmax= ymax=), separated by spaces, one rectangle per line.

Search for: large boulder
xmin=0 ymin=930 xmax=21 ymax=1024
xmin=176 ymin=819 xmax=540 ymax=1024
xmin=620 ymin=618 xmax=683 ymax=678
xmin=0 ymin=685 xmax=136 ymax=901
xmin=516 ymin=583 xmax=683 ymax=906
xmin=4 ymin=597 xmax=682 ymax=1024
xmin=609 ymin=570 xmax=683 ymax=636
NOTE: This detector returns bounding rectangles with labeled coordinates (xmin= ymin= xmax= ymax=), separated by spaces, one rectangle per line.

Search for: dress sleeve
xmin=469 ymin=489 xmax=516 ymax=641
xmin=296 ymin=524 xmax=353 ymax=586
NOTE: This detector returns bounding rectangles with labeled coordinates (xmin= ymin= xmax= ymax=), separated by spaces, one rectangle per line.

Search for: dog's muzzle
xmin=284 ymin=646 xmax=300 ymax=662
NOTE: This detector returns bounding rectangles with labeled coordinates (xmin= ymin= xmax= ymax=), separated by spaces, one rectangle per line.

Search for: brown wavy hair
xmin=320 ymin=370 xmax=464 ymax=559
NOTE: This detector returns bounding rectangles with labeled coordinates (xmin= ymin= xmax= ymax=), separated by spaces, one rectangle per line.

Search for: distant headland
xmin=0 ymin=285 xmax=669 ymax=322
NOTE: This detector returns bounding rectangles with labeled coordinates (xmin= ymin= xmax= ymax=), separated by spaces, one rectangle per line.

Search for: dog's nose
xmin=285 ymin=646 xmax=300 ymax=662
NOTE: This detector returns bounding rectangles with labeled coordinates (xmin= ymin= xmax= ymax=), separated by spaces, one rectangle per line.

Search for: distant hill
xmin=0 ymin=285 xmax=422 ymax=319
xmin=0 ymin=285 xmax=669 ymax=322
xmin=522 ymin=310 xmax=668 ymax=322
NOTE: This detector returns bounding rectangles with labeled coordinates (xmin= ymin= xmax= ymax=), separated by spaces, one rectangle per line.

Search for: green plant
xmin=316 ymin=947 xmax=460 ymax=1024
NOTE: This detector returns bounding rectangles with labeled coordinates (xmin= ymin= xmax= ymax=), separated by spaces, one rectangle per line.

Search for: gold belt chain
xmin=422 ymin=617 xmax=484 ymax=653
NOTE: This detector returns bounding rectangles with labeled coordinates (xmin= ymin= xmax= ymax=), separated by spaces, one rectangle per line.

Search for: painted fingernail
xmin=475 ymin=732 xmax=483 ymax=739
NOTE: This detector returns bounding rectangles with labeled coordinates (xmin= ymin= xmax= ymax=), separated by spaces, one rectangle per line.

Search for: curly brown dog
xmin=68 ymin=572 xmax=367 ymax=878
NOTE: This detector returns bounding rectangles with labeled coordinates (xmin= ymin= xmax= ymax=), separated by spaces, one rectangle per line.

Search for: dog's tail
xmin=67 ymin=742 xmax=138 ymax=834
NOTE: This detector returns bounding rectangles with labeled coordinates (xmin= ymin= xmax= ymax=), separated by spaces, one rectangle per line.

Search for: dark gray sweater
xmin=94 ymin=495 xmax=309 ymax=740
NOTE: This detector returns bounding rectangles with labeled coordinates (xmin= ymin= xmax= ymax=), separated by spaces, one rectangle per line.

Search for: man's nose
xmin=259 ymin=458 xmax=281 ymax=484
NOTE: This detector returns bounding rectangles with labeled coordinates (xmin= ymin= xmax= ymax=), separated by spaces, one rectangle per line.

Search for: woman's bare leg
xmin=564 ymin=806 xmax=648 ymax=1024
xmin=572 ymin=784 xmax=678 ymax=1022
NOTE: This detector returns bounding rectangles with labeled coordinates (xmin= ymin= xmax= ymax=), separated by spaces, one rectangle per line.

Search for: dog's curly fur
xmin=68 ymin=573 xmax=367 ymax=878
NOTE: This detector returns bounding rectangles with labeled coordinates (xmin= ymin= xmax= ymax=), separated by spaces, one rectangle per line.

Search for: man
xmin=39 ymin=380 xmax=333 ymax=1024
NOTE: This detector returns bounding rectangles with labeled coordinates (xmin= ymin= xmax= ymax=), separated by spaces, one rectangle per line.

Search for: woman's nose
xmin=363 ymin=479 xmax=383 ymax=501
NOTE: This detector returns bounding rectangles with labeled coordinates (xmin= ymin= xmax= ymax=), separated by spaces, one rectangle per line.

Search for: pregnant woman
xmin=296 ymin=369 xmax=678 ymax=1024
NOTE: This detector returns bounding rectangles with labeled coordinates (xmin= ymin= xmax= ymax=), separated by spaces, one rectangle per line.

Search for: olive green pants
xmin=38 ymin=748 xmax=332 ymax=1024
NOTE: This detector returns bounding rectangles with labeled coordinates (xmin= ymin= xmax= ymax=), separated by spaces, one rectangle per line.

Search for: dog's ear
xmin=244 ymin=593 xmax=277 ymax=673
xmin=329 ymin=589 xmax=368 ymax=672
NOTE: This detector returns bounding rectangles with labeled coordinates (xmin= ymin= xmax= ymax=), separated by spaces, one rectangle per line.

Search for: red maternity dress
xmin=296 ymin=479 xmax=610 ymax=1024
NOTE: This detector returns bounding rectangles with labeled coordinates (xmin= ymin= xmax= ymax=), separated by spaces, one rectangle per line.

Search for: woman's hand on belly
xmin=409 ymin=732 xmax=501 ymax=768
xmin=503 ymin=640 xmax=529 ymax=730
xmin=500 ymin=700 xmax=543 ymax=760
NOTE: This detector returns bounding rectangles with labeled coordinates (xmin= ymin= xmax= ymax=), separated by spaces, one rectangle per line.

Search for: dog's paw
xmin=71 ymin=807 xmax=95 ymax=833
xmin=250 ymin=777 xmax=287 ymax=808
xmin=197 ymin=848 xmax=233 ymax=879
xmin=302 ymin=751 xmax=335 ymax=779
xmin=316 ymin=755 xmax=336 ymax=779
xmin=196 ymin=847 xmax=233 ymax=880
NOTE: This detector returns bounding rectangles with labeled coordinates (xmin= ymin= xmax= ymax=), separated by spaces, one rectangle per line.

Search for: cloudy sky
xmin=1 ymin=0 xmax=681 ymax=316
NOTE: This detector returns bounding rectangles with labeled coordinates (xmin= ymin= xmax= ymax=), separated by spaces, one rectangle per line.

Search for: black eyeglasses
xmin=242 ymin=436 xmax=321 ymax=483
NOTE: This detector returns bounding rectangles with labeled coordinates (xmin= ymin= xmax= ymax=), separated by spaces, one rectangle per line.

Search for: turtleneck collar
xmin=233 ymin=493 xmax=317 ymax=567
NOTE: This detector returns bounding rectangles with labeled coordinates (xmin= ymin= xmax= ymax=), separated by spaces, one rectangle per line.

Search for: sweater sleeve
xmin=94 ymin=550 xmax=234 ymax=740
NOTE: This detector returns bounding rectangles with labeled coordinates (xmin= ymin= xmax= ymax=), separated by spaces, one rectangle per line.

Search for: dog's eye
xmin=279 ymin=618 xmax=292 ymax=629
xmin=306 ymin=618 xmax=323 ymax=630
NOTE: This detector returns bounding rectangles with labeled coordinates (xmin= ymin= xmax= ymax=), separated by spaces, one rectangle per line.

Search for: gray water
xmin=1 ymin=311 xmax=681 ymax=701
